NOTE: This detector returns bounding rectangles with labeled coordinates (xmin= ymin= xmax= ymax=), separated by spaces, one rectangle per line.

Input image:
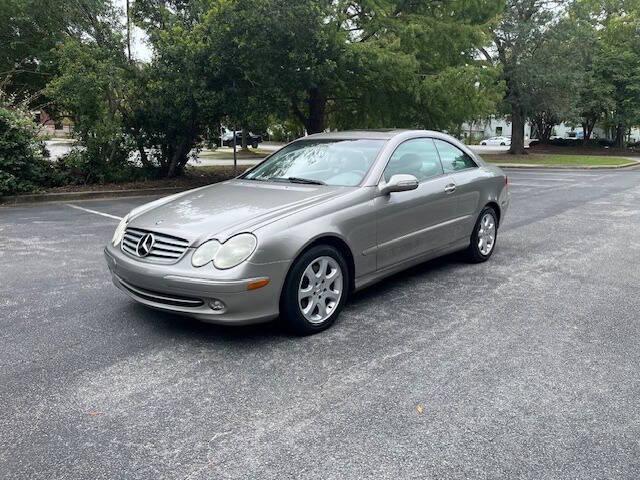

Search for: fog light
xmin=209 ymin=299 xmax=226 ymax=312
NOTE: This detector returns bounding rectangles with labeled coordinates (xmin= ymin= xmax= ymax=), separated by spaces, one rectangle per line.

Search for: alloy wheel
xmin=478 ymin=213 xmax=496 ymax=256
xmin=298 ymin=256 xmax=343 ymax=324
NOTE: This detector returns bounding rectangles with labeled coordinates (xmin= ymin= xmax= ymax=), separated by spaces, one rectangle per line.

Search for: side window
xmin=383 ymin=138 xmax=444 ymax=182
xmin=434 ymin=140 xmax=478 ymax=173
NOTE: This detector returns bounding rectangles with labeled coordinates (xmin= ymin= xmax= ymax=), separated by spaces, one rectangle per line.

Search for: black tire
xmin=280 ymin=245 xmax=350 ymax=335
xmin=252 ymin=141 xmax=259 ymax=148
xmin=500 ymin=142 xmax=506 ymax=146
xmin=465 ymin=206 xmax=498 ymax=263
xmin=481 ymin=142 xmax=487 ymax=146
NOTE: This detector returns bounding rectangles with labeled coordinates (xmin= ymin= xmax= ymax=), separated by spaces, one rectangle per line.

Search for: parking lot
xmin=2 ymin=168 xmax=640 ymax=479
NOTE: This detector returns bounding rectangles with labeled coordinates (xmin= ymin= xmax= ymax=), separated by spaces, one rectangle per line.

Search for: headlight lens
xmin=192 ymin=234 xmax=257 ymax=269
xmin=112 ymin=214 xmax=129 ymax=246
xmin=214 ymin=234 xmax=257 ymax=269
xmin=191 ymin=240 xmax=221 ymax=267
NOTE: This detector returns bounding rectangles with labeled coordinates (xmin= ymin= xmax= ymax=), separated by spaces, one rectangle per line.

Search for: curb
xmin=3 ymin=158 xmax=639 ymax=206
xmin=0 ymin=186 xmax=188 ymax=206
xmin=492 ymin=161 xmax=639 ymax=170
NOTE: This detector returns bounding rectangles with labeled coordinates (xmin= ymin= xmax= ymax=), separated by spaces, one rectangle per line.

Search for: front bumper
xmin=104 ymin=245 xmax=290 ymax=325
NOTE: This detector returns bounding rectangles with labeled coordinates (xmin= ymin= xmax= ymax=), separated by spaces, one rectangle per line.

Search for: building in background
xmin=461 ymin=117 xmax=640 ymax=143
xmin=32 ymin=110 xmax=73 ymax=138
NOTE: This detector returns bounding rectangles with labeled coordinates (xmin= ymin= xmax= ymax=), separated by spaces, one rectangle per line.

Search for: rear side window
xmin=434 ymin=140 xmax=477 ymax=173
xmin=384 ymin=138 xmax=444 ymax=182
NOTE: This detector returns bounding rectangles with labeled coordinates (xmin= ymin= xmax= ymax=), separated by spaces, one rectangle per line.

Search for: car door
xmin=374 ymin=138 xmax=459 ymax=271
xmin=433 ymin=139 xmax=483 ymax=241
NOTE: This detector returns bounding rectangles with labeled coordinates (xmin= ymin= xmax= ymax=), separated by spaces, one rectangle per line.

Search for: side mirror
xmin=380 ymin=174 xmax=419 ymax=195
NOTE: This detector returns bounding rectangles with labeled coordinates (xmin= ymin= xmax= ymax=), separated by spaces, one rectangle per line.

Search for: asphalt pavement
xmin=1 ymin=169 xmax=640 ymax=479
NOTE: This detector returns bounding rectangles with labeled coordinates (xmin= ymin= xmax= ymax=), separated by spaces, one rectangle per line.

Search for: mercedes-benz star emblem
xmin=136 ymin=233 xmax=155 ymax=258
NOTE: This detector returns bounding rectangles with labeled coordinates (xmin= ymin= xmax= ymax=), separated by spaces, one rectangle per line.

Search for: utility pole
xmin=233 ymin=125 xmax=238 ymax=175
xmin=126 ymin=0 xmax=132 ymax=61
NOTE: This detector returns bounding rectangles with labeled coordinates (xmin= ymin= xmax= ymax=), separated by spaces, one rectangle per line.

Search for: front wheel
xmin=280 ymin=245 xmax=349 ymax=335
xmin=465 ymin=207 xmax=498 ymax=263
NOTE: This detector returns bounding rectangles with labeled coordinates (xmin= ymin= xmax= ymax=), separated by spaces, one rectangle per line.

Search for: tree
xmin=489 ymin=0 xmax=559 ymax=153
xmin=596 ymin=12 xmax=640 ymax=147
xmin=569 ymin=0 xmax=640 ymax=147
xmin=1 ymin=0 xmax=123 ymax=102
xmin=200 ymin=0 xmax=504 ymax=134
xmin=0 ymin=94 xmax=52 ymax=195
xmin=526 ymin=16 xmax=584 ymax=143
xmin=132 ymin=0 xmax=226 ymax=177
xmin=561 ymin=5 xmax=614 ymax=143
xmin=45 ymin=4 xmax=146 ymax=183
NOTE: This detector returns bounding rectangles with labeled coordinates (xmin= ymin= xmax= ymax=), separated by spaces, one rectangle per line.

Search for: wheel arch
xmin=290 ymin=235 xmax=356 ymax=294
xmin=485 ymin=201 xmax=501 ymax=227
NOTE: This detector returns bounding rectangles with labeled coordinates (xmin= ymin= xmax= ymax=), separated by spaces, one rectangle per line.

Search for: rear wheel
xmin=280 ymin=245 xmax=349 ymax=335
xmin=465 ymin=207 xmax=498 ymax=263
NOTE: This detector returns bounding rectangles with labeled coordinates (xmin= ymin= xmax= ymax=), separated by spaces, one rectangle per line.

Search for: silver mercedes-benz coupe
xmin=105 ymin=130 xmax=510 ymax=334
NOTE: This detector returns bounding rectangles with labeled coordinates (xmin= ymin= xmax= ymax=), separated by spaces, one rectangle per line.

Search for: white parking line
xmin=508 ymin=177 xmax=572 ymax=182
xmin=509 ymin=182 xmax=562 ymax=188
xmin=65 ymin=204 xmax=122 ymax=221
xmin=509 ymin=171 xmax=604 ymax=178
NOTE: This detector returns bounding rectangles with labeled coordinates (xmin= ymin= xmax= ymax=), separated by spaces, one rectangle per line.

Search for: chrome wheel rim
xmin=478 ymin=213 xmax=496 ymax=256
xmin=298 ymin=256 xmax=343 ymax=324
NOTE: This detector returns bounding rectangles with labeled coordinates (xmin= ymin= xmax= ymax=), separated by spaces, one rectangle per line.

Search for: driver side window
xmin=433 ymin=139 xmax=477 ymax=173
xmin=383 ymin=138 xmax=444 ymax=182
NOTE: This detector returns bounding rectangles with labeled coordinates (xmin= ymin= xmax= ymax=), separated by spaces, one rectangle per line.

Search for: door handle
xmin=444 ymin=183 xmax=456 ymax=194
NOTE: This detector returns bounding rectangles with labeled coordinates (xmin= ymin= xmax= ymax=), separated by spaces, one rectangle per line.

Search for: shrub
xmin=529 ymin=138 xmax=615 ymax=148
xmin=51 ymin=148 xmax=156 ymax=186
xmin=0 ymin=107 xmax=54 ymax=196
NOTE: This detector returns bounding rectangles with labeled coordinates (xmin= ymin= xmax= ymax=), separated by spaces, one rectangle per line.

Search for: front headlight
xmin=191 ymin=240 xmax=221 ymax=267
xmin=192 ymin=234 xmax=257 ymax=269
xmin=214 ymin=234 xmax=257 ymax=269
xmin=112 ymin=214 xmax=130 ymax=246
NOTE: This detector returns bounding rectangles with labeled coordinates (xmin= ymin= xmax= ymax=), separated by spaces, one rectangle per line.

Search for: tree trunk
xmin=614 ymin=123 xmax=625 ymax=148
xmin=509 ymin=105 xmax=526 ymax=154
xmin=305 ymin=87 xmax=326 ymax=134
xmin=581 ymin=118 xmax=595 ymax=145
xmin=241 ymin=127 xmax=248 ymax=150
xmin=290 ymin=88 xmax=327 ymax=134
xmin=166 ymin=140 xmax=191 ymax=178
xmin=133 ymin=133 xmax=151 ymax=168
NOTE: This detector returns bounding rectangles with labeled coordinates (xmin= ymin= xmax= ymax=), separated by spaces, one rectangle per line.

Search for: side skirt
xmin=353 ymin=238 xmax=470 ymax=292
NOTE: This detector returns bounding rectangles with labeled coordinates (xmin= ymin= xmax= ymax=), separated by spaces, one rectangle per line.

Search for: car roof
xmin=303 ymin=129 xmax=443 ymax=141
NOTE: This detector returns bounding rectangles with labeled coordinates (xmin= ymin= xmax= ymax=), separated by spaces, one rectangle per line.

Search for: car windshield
xmin=241 ymin=139 xmax=386 ymax=186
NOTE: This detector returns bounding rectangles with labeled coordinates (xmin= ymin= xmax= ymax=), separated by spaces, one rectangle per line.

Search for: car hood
xmin=128 ymin=180 xmax=349 ymax=245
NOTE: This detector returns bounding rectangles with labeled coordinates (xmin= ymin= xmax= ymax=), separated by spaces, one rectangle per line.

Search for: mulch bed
xmin=528 ymin=144 xmax=640 ymax=156
xmin=44 ymin=166 xmax=237 ymax=194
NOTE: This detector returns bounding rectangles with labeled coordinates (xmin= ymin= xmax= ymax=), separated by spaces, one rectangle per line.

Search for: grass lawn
xmin=483 ymin=154 xmax=636 ymax=167
xmin=199 ymin=147 xmax=270 ymax=159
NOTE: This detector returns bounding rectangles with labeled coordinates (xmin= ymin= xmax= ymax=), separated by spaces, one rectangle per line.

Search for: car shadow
xmin=126 ymin=251 xmax=468 ymax=342
xmin=348 ymin=252 xmax=467 ymax=305
xmin=128 ymin=303 xmax=284 ymax=344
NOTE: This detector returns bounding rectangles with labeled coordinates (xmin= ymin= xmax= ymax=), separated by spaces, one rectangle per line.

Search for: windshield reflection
xmin=242 ymin=139 xmax=386 ymax=186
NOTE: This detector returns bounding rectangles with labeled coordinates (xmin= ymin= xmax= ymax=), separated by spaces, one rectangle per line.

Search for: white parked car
xmin=480 ymin=136 xmax=511 ymax=146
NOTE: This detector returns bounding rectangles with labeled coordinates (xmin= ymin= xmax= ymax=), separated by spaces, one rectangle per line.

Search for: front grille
xmin=117 ymin=277 xmax=204 ymax=308
xmin=121 ymin=227 xmax=190 ymax=264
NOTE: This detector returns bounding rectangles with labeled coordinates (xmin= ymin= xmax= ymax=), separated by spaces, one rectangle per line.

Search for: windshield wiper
xmin=269 ymin=177 xmax=326 ymax=185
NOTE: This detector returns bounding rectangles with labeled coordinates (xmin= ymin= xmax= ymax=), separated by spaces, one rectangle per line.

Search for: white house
xmin=461 ymin=118 xmax=640 ymax=143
